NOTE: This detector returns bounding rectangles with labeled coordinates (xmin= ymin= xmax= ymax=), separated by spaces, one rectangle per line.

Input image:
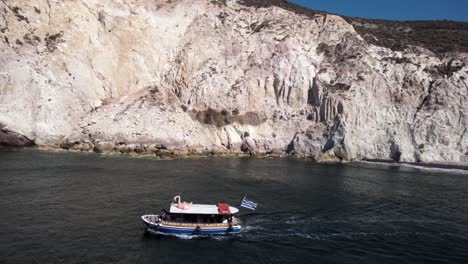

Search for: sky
xmin=290 ymin=0 xmax=468 ymax=22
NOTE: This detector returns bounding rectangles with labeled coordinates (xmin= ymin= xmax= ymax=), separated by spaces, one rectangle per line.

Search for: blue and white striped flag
xmin=240 ymin=196 xmax=257 ymax=210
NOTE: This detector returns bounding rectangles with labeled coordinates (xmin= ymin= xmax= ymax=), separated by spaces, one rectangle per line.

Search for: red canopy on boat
xmin=217 ymin=203 xmax=231 ymax=214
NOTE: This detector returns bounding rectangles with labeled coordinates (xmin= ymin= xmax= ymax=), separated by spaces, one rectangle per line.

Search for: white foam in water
xmin=146 ymin=229 xmax=202 ymax=239
xmin=357 ymin=161 xmax=468 ymax=175
xmin=293 ymin=233 xmax=327 ymax=240
xmin=239 ymin=231 xmax=325 ymax=241
xmin=239 ymin=224 xmax=389 ymax=242
xmin=242 ymin=225 xmax=265 ymax=232
xmin=210 ymin=236 xmax=231 ymax=241
xmin=285 ymin=216 xmax=320 ymax=224
xmin=146 ymin=228 xmax=237 ymax=240
xmin=285 ymin=216 xmax=298 ymax=224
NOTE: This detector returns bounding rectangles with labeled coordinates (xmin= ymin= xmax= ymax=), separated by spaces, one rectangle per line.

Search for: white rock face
xmin=0 ymin=0 xmax=467 ymax=164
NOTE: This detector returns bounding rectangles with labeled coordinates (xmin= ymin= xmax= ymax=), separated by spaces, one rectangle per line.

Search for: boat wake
xmin=146 ymin=228 xmax=201 ymax=239
xmin=145 ymin=228 xmax=237 ymax=240
xmin=237 ymin=228 xmax=454 ymax=242
xmin=236 ymin=215 xmax=458 ymax=242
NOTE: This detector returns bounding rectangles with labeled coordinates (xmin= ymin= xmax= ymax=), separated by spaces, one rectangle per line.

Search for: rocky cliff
xmin=1 ymin=0 xmax=467 ymax=164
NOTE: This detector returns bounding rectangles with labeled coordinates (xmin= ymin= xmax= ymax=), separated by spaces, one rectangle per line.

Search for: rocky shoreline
xmin=0 ymin=124 xmax=35 ymax=148
xmin=360 ymin=159 xmax=468 ymax=172
xmin=2 ymin=145 xmax=468 ymax=172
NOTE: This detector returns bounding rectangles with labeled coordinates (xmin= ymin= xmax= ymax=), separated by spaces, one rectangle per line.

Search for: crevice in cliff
xmin=307 ymin=76 xmax=347 ymax=124
xmin=46 ymin=0 xmax=52 ymax=26
xmin=322 ymin=122 xmax=339 ymax=153
xmin=1 ymin=8 xmax=9 ymax=33
xmin=307 ymin=77 xmax=321 ymax=106
xmin=408 ymin=127 xmax=422 ymax=163
xmin=389 ymin=140 xmax=402 ymax=162
xmin=424 ymin=60 xmax=465 ymax=78
xmin=286 ymin=132 xmax=299 ymax=155
xmin=457 ymin=127 xmax=467 ymax=150
xmin=319 ymin=96 xmax=343 ymax=124
xmin=248 ymin=16 xmax=272 ymax=36
xmin=321 ymin=117 xmax=348 ymax=161
xmin=324 ymin=82 xmax=351 ymax=91
xmin=97 ymin=11 xmax=106 ymax=27
xmin=413 ymin=80 xmax=435 ymax=122
xmin=272 ymin=74 xmax=285 ymax=106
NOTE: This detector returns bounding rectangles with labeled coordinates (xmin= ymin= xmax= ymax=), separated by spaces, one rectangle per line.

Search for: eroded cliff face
xmin=1 ymin=0 xmax=467 ymax=164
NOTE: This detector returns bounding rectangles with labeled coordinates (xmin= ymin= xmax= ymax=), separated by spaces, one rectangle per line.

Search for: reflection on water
xmin=1 ymin=148 xmax=468 ymax=264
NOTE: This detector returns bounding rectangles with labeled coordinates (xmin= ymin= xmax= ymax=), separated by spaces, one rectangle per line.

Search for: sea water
xmin=1 ymin=148 xmax=467 ymax=263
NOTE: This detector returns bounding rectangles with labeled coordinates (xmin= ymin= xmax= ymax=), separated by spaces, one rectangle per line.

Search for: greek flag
xmin=240 ymin=196 xmax=257 ymax=210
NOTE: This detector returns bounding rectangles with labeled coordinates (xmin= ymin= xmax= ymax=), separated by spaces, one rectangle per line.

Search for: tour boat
xmin=141 ymin=196 xmax=241 ymax=236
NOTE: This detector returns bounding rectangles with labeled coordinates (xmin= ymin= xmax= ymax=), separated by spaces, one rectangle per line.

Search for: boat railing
xmin=144 ymin=215 xmax=241 ymax=227
xmin=143 ymin=215 xmax=160 ymax=223
xmin=161 ymin=218 xmax=240 ymax=228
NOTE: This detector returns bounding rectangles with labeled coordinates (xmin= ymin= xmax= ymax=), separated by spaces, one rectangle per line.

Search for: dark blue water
xmin=1 ymin=148 xmax=467 ymax=264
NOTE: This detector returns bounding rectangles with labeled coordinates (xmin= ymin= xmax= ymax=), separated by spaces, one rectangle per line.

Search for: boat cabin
xmin=164 ymin=203 xmax=239 ymax=224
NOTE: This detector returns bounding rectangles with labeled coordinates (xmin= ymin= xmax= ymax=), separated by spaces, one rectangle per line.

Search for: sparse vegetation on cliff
xmin=240 ymin=0 xmax=468 ymax=54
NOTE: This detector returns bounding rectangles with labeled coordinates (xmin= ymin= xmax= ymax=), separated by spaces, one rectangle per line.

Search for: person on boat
xmin=163 ymin=214 xmax=171 ymax=221
xmin=158 ymin=209 xmax=165 ymax=221
xmin=159 ymin=209 xmax=171 ymax=221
